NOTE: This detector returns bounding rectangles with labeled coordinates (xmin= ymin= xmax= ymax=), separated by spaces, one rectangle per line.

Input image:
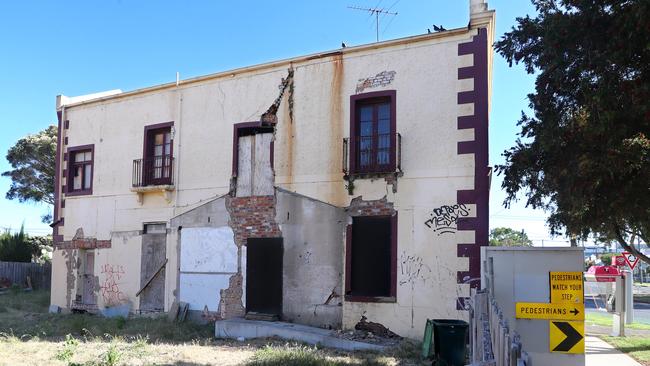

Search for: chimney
xmin=470 ymin=0 xmax=488 ymax=17
xmin=469 ymin=0 xmax=494 ymax=29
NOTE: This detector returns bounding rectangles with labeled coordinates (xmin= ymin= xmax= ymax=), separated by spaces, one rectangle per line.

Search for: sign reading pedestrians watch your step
xmin=549 ymin=272 xmax=583 ymax=304
xmin=515 ymin=302 xmax=584 ymax=321
xmin=549 ymin=321 xmax=585 ymax=354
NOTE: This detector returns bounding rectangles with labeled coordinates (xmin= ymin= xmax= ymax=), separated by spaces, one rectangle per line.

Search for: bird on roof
xmin=427 ymin=28 xmax=431 ymax=34
xmin=432 ymin=25 xmax=447 ymax=32
xmin=342 ymin=42 xmax=346 ymax=48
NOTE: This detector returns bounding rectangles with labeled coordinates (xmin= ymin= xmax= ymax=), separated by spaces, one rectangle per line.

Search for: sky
xmin=0 ymin=0 xmax=572 ymax=246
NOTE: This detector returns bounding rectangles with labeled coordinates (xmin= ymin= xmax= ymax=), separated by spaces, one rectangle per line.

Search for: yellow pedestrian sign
xmin=549 ymin=272 xmax=583 ymax=304
xmin=549 ymin=321 xmax=585 ymax=354
xmin=516 ymin=302 xmax=585 ymax=321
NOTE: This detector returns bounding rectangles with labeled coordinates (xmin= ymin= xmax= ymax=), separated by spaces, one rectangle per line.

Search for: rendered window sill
xmin=131 ymin=185 xmax=175 ymax=204
xmin=345 ymin=295 xmax=396 ymax=303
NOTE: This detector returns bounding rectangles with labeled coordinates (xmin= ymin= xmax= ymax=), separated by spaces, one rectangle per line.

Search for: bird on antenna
xmin=432 ymin=25 xmax=447 ymax=32
xmin=342 ymin=42 xmax=347 ymax=48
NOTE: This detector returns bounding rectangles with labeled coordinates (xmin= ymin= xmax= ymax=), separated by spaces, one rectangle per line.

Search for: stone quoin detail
xmin=455 ymin=27 xmax=490 ymax=310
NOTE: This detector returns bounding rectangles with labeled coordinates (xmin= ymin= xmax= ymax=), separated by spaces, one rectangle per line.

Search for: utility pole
xmin=348 ymin=5 xmax=398 ymax=42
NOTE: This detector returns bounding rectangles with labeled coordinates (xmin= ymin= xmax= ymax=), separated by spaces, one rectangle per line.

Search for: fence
xmin=469 ymin=290 xmax=531 ymax=366
xmin=0 ymin=261 xmax=51 ymax=290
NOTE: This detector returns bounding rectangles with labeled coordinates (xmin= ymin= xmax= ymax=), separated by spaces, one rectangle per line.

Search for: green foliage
xmin=600 ymin=253 xmax=613 ymax=266
xmin=489 ymin=227 xmax=533 ymax=247
xmin=0 ymin=227 xmax=51 ymax=263
xmin=0 ymin=226 xmax=31 ymax=262
xmin=101 ymin=344 xmax=122 ymax=366
xmin=495 ymin=0 xmax=650 ymax=263
xmin=2 ymin=125 xmax=57 ymax=223
xmin=55 ymin=334 xmax=79 ymax=362
xmin=27 ymin=235 xmax=53 ymax=263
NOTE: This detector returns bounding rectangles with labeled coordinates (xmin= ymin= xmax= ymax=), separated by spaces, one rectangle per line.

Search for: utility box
xmin=481 ymin=247 xmax=585 ymax=366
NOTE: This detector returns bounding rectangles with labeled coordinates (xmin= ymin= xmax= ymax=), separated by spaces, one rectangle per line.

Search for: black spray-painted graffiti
xmin=424 ymin=204 xmax=470 ymax=235
xmin=399 ymin=252 xmax=432 ymax=286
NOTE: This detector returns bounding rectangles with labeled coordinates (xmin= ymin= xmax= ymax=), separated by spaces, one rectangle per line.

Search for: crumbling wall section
xmin=223 ymin=195 xmax=281 ymax=318
xmin=346 ymin=196 xmax=395 ymax=217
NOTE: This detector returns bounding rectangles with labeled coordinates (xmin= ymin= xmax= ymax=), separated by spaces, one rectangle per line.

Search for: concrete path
xmin=215 ymin=318 xmax=388 ymax=352
xmin=586 ymin=336 xmax=642 ymax=366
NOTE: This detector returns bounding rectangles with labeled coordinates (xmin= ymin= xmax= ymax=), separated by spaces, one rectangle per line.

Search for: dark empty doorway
xmin=246 ymin=238 xmax=283 ymax=316
xmin=348 ymin=216 xmax=393 ymax=297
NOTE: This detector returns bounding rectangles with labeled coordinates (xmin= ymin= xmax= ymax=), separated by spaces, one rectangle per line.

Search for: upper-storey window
xmin=67 ymin=145 xmax=94 ymax=196
xmin=349 ymin=90 xmax=397 ymax=175
xmin=144 ymin=123 xmax=173 ymax=186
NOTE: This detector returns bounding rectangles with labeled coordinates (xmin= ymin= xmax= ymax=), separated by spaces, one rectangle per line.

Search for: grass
xmin=0 ymin=291 xmax=214 ymax=342
xmin=245 ymin=344 xmax=395 ymax=366
xmin=586 ymin=312 xmax=650 ymax=330
xmin=0 ymin=290 xmax=420 ymax=365
xmin=601 ymin=336 xmax=650 ymax=365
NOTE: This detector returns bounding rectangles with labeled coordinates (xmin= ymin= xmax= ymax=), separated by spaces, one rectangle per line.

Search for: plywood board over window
xmin=179 ymin=227 xmax=238 ymax=311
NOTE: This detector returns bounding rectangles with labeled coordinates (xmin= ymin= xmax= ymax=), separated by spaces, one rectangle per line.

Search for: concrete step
xmin=215 ymin=318 xmax=387 ymax=352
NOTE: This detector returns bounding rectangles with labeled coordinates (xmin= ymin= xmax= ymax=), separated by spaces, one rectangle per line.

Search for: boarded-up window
xmin=347 ymin=215 xmax=396 ymax=299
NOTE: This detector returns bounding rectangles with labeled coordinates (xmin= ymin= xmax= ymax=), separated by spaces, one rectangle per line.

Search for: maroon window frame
xmin=143 ymin=122 xmax=174 ymax=186
xmin=349 ymin=90 xmax=397 ymax=174
xmin=66 ymin=144 xmax=94 ymax=196
xmin=345 ymin=213 xmax=398 ymax=302
xmin=231 ymin=121 xmax=275 ymax=177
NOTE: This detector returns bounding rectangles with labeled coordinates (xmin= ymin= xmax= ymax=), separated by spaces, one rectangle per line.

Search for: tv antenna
xmin=348 ymin=5 xmax=398 ymax=42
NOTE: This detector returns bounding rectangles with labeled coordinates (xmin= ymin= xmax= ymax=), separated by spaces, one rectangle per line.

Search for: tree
xmin=489 ymin=227 xmax=533 ymax=247
xmin=600 ymin=253 xmax=613 ymax=266
xmin=495 ymin=1 xmax=650 ymax=264
xmin=0 ymin=227 xmax=32 ymax=262
xmin=2 ymin=126 xmax=57 ymax=222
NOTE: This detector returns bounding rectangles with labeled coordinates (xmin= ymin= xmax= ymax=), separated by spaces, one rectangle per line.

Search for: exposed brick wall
xmin=219 ymin=273 xmax=244 ymax=319
xmin=227 ymin=195 xmax=282 ymax=247
xmin=346 ymin=196 xmax=395 ymax=217
xmin=356 ymin=71 xmax=396 ymax=93
xmin=220 ymin=194 xmax=282 ymax=318
xmin=57 ymin=238 xmax=111 ymax=250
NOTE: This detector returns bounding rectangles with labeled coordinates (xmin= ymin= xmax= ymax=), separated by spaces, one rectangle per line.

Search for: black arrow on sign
xmin=552 ymin=322 xmax=583 ymax=352
xmin=570 ymin=308 xmax=580 ymax=316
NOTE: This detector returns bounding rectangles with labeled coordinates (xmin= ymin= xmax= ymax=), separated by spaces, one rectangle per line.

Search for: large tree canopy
xmin=495 ymin=1 xmax=650 ymax=263
xmin=2 ymin=126 xmax=56 ymax=217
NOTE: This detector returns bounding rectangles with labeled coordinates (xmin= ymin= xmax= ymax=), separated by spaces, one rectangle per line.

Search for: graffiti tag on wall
xmin=399 ymin=252 xmax=432 ymax=286
xmin=99 ymin=264 xmax=127 ymax=306
xmin=424 ymin=204 xmax=470 ymax=235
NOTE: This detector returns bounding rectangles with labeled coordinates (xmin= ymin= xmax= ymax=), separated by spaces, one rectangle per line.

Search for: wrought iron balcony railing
xmin=343 ymin=133 xmax=402 ymax=176
xmin=132 ymin=155 xmax=174 ymax=188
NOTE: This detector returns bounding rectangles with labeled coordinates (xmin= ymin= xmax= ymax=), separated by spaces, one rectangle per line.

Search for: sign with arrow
xmin=516 ymin=302 xmax=584 ymax=321
xmin=622 ymin=252 xmax=640 ymax=270
xmin=549 ymin=321 xmax=585 ymax=354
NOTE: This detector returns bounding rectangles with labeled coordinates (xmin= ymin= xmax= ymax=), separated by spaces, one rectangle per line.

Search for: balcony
xmin=343 ymin=133 xmax=402 ymax=177
xmin=131 ymin=156 xmax=175 ymax=203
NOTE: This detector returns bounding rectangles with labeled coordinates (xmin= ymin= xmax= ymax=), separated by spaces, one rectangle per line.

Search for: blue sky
xmin=0 ymin=0 xmax=569 ymax=246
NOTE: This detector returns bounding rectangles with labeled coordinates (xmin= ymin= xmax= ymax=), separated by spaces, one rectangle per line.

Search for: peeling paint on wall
xmin=63 ymin=249 xmax=78 ymax=308
xmin=356 ymin=71 xmax=396 ymax=93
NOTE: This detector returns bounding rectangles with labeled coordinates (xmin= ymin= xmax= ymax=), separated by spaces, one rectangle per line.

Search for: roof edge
xmin=58 ymin=27 xmax=472 ymax=110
